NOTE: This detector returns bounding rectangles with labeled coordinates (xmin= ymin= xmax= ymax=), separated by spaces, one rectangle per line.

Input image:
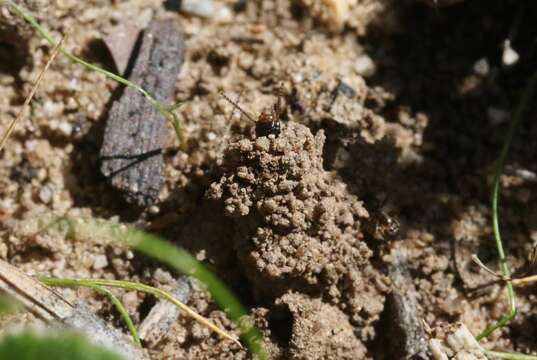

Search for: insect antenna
xmin=220 ymin=91 xmax=257 ymax=123
xmin=225 ymin=90 xmax=244 ymax=123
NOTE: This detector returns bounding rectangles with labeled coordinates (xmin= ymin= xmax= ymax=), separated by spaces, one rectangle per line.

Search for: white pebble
xmin=38 ymin=185 xmax=53 ymax=204
xmin=473 ymin=58 xmax=489 ymax=77
xmin=355 ymin=54 xmax=376 ymax=77
xmin=502 ymin=39 xmax=519 ymax=66
xmin=206 ymin=132 xmax=217 ymax=141
xmin=57 ymin=122 xmax=72 ymax=136
xmin=93 ymin=255 xmax=109 ymax=270
xmin=215 ymin=5 xmax=232 ymax=23
xmin=181 ymin=0 xmax=214 ymax=18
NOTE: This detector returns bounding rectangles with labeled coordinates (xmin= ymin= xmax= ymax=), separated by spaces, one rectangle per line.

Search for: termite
xmin=220 ymin=90 xmax=283 ymax=138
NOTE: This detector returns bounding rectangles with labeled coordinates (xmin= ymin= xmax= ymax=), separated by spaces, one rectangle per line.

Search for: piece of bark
xmin=385 ymin=252 xmax=429 ymax=359
xmin=0 ymin=259 xmax=146 ymax=360
xmin=100 ymin=19 xmax=184 ymax=208
xmin=138 ymin=276 xmax=192 ymax=347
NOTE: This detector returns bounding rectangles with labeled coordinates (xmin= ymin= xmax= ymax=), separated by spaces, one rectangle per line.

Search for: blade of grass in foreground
xmin=64 ymin=219 xmax=269 ymax=360
xmin=0 ymin=331 xmax=123 ymax=360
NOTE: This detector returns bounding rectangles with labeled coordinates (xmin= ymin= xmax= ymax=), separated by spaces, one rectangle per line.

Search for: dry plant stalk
xmin=0 ymin=259 xmax=146 ymax=360
xmin=0 ymin=35 xmax=64 ymax=152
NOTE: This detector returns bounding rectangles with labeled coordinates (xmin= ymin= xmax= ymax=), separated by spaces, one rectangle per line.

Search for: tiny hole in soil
xmin=207 ymin=50 xmax=230 ymax=76
xmin=267 ymin=304 xmax=293 ymax=346
xmin=289 ymin=1 xmax=306 ymax=20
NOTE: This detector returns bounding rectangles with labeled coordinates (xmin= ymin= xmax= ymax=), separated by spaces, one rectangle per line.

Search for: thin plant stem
xmin=477 ymin=70 xmax=537 ymax=341
xmin=40 ymin=277 xmax=242 ymax=348
xmin=0 ymin=35 xmax=63 ymax=152
xmin=92 ymin=285 xmax=141 ymax=348
xmin=512 ymin=274 xmax=537 ymax=287
xmin=50 ymin=218 xmax=270 ymax=359
xmin=46 ymin=281 xmax=142 ymax=348
xmin=3 ymin=0 xmax=184 ymax=146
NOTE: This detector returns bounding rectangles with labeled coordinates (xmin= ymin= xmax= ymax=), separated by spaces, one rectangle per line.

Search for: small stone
xmin=122 ymin=291 xmax=139 ymax=311
xmin=38 ymin=185 xmax=53 ymax=204
xmin=93 ymin=255 xmax=109 ymax=270
xmin=206 ymin=132 xmax=217 ymax=141
xmin=502 ymin=39 xmax=519 ymax=66
xmin=299 ymin=0 xmax=350 ymax=32
xmin=179 ymin=0 xmax=215 ymax=18
xmin=215 ymin=5 xmax=232 ymax=22
xmin=473 ymin=58 xmax=489 ymax=77
xmin=355 ymin=54 xmax=376 ymax=77
xmin=57 ymin=122 xmax=73 ymax=136
xmin=153 ymin=268 xmax=173 ymax=283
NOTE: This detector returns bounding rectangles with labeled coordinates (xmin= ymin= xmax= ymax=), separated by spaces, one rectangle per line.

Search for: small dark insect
xmin=370 ymin=210 xmax=400 ymax=240
xmin=220 ymin=91 xmax=283 ymax=138
xmin=364 ymin=199 xmax=400 ymax=241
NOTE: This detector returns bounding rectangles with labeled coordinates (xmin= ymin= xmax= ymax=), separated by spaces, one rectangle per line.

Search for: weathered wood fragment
xmin=100 ymin=19 xmax=184 ymax=207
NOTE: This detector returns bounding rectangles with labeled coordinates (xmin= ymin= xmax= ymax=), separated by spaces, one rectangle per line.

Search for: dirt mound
xmin=209 ymin=122 xmax=386 ymax=339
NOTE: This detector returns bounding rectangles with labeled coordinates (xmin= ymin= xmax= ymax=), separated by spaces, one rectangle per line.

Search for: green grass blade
xmin=477 ymin=70 xmax=537 ymax=341
xmin=52 ymin=219 xmax=269 ymax=359
xmin=38 ymin=281 xmax=142 ymax=348
xmin=0 ymin=331 xmax=123 ymax=360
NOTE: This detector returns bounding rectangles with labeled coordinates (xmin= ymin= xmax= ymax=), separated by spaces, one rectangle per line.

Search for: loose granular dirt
xmin=3 ymin=0 xmax=537 ymax=359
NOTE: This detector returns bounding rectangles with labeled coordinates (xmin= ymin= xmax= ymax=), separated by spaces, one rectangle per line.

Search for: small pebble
xmin=354 ymin=54 xmax=376 ymax=77
xmin=206 ymin=132 xmax=217 ymax=141
xmin=512 ymin=168 xmax=537 ymax=182
xmin=502 ymin=39 xmax=519 ymax=66
xmin=473 ymin=58 xmax=489 ymax=77
xmin=57 ymin=121 xmax=73 ymax=136
xmin=153 ymin=268 xmax=173 ymax=283
xmin=122 ymin=291 xmax=139 ymax=311
xmin=179 ymin=0 xmax=215 ymax=18
xmin=38 ymin=185 xmax=53 ymax=204
xmin=92 ymin=255 xmax=109 ymax=270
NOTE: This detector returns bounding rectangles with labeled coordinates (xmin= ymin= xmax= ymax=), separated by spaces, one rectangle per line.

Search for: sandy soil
xmin=2 ymin=0 xmax=537 ymax=359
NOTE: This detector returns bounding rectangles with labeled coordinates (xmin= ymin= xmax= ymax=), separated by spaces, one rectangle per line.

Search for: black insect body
xmin=220 ymin=91 xmax=283 ymax=138
xmin=255 ymin=109 xmax=281 ymax=137
xmin=363 ymin=198 xmax=400 ymax=241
